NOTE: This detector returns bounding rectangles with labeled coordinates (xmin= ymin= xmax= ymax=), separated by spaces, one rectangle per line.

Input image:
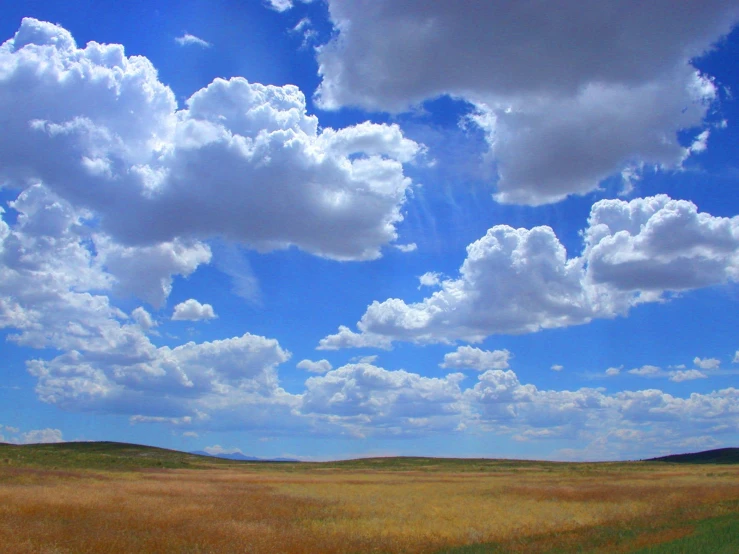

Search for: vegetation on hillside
xmin=646 ymin=447 xmax=739 ymax=465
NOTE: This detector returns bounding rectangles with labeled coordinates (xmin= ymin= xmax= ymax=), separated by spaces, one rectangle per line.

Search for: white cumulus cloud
xmin=297 ymin=359 xmax=333 ymax=373
xmin=0 ymin=18 xmax=422 ymax=261
xmin=418 ymin=271 xmax=442 ymax=288
xmin=670 ymin=370 xmax=708 ymax=382
xmin=172 ymin=299 xmax=217 ymax=321
xmin=440 ymin=346 xmax=511 ymax=371
xmin=694 ymin=357 xmax=721 ymax=370
xmin=628 ymin=365 xmax=662 ymax=377
xmin=319 ymin=196 xmax=739 ymax=349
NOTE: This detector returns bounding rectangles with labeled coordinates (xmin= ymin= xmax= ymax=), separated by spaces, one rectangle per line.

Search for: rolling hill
xmin=646 ymin=447 xmax=739 ymax=464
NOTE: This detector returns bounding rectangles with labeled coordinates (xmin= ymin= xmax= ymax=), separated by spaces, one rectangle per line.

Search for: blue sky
xmin=0 ymin=0 xmax=738 ymax=461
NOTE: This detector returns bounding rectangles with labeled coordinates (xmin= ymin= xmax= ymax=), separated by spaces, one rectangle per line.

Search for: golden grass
xmin=1 ymin=463 xmax=738 ymax=553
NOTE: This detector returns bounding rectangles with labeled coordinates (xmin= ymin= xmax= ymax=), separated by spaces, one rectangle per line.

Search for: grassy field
xmin=1 ymin=443 xmax=737 ymax=553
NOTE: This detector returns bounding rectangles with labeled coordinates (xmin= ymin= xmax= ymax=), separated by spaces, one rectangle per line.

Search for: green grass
xmin=631 ymin=512 xmax=739 ymax=553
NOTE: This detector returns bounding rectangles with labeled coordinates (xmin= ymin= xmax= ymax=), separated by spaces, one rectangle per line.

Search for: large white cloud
xmin=0 ymin=18 xmax=422 ymax=261
xmin=320 ymin=195 xmax=739 ymax=348
xmin=313 ymin=1 xmax=738 ymax=204
xmin=583 ymin=195 xmax=739 ymax=292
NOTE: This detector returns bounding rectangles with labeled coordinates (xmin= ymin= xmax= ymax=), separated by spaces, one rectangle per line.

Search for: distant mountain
xmin=646 ymin=447 xmax=739 ymax=464
xmin=189 ymin=450 xmax=298 ymax=462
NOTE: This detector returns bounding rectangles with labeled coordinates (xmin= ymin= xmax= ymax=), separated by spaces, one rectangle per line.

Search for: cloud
xmin=605 ymin=367 xmax=622 ymax=377
xmin=95 ymin=236 xmax=211 ymax=308
xmin=204 ymin=445 xmax=243 ymax=455
xmin=175 ymin=33 xmax=211 ymax=48
xmin=290 ymin=18 xmax=318 ymax=49
xmin=694 ymin=356 xmax=721 ymax=370
xmin=551 ymin=365 xmax=563 ymax=372
xmin=0 ymin=184 xmax=298 ymax=431
xmin=440 ymin=346 xmax=511 ymax=371
xmin=131 ymin=307 xmax=157 ymax=332
xmin=393 ymin=243 xmax=417 ymax=253
xmin=297 ymin=359 xmax=332 ymax=374
xmin=735 ymin=351 xmax=739 ymax=363
xmin=172 ymin=299 xmax=217 ymax=321
xmin=418 ymin=271 xmax=442 ymax=288
xmin=266 ymin=0 xmax=296 ymax=12
xmin=582 ymin=196 xmax=739 ymax=293
xmin=624 ymin=364 xmax=715 ymax=382
xmin=319 ymin=195 xmax=739 ymax=349
xmin=20 ymin=428 xmax=64 ymax=444
xmin=0 ymin=18 xmax=422 ymax=261
xmin=0 ymin=186 xmax=162 ymax=357
xmin=350 ymin=355 xmax=378 ymax=364
xmin=28 ymin=332 xmax=297 ymax=427
xmin=314 ymin=1 xmax=738 ymax=204
xmin=298 ymin=359 xmax=739 ymax=453
xmin=670 ymin=369 xmax=708 ymax=382
xmin=318 ymin=325 xmax=394 ymax=351
xmin=628 ymin=365 xmax=662 ymax=377
xmin=212 ymin=242 xmax=261 ymax=304
xmin=300 ymin=363 xmax=467 ymax=436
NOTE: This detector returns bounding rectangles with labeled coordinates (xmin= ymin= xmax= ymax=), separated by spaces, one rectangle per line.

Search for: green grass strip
xmin=630 ymin=512 xmax=739 ymax=554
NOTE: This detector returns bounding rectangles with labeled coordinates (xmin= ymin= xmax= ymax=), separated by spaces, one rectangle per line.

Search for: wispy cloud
xmin=175 ymin=33 xmax=211 ymax=48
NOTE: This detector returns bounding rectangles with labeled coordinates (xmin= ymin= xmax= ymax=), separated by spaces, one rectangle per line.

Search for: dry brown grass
xmin=1 ymin=463 xmax=738 ymax=553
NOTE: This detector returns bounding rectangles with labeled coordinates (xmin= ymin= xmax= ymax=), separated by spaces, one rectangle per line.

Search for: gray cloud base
xmin=314 ymin=1 xmax=738 ymax=204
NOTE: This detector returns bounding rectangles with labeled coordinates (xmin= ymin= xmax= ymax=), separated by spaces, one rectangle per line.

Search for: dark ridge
xmin=0 ymin=441 xmax=247 ymax=470
xmin=646 ymin=447 xmax=739 ymax=464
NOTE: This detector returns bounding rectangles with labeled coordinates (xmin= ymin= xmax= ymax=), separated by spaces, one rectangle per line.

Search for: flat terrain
xmin=1 ymin=443 xmax=737 ymax=553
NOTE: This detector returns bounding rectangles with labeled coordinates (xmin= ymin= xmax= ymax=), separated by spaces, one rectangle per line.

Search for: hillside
xmin=0 ymin=441 xmax=248 ymax=470
xmin=646 ymin=447 xmax=739 ymax=464
xmin=2 ymin=442 xmax=737 ymax=471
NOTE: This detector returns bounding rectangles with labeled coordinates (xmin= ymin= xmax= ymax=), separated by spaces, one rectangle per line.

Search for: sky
xmin=0 ymin=0 xmax=738 ymax=461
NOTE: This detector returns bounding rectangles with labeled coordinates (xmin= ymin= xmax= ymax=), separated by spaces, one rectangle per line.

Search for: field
xmin=1 ymin=443 xmax=738 ymax=553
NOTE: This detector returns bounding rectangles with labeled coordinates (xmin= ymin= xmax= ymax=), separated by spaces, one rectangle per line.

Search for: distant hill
xmin=4 ymin=441 xmax=736 ymax=471
xmin=0 ymin=441 xmax=299 ymax=470
xmin=646 ymin=447 xmax=739 ymax=464
xmin=189 ymin=450 xmax=298 ymax=462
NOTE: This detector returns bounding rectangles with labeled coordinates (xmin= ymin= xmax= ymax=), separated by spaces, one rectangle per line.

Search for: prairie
xmin=0 ymin=443 xmax=738 ymax=553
